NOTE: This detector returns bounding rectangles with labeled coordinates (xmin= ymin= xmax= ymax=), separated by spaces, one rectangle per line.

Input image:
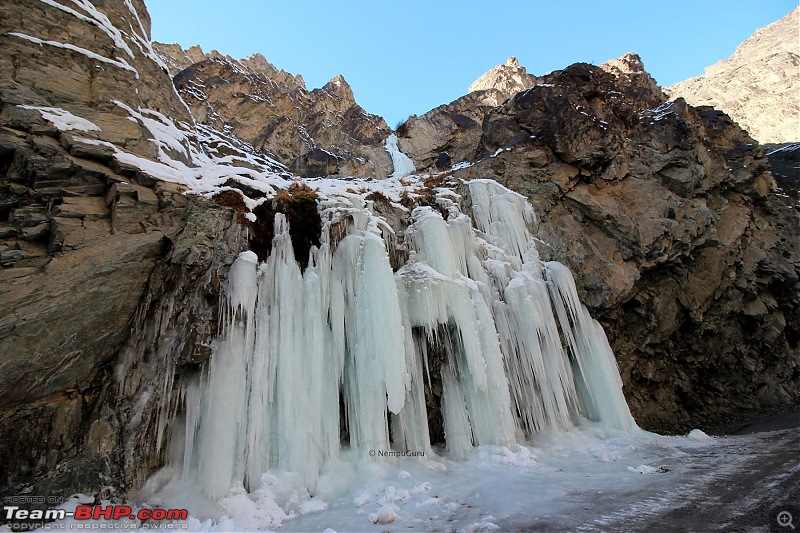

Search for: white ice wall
xmin=180 ymin=179 xmax=636 ymax=499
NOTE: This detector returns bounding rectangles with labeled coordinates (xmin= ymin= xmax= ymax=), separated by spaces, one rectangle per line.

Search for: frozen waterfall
xmin=178 ymin=179 xmax=636 ymax=500
xmin=384 ymin=133 xmax=416 ymax=178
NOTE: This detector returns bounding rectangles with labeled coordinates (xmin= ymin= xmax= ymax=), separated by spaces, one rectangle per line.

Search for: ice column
xmin=192 ymin=250 xmax=258 ymax=500
xmin=332 ymin=231 xmax=408 ymax=453
xmin=399 ymin=205 xmax=518 ymax=454
xmin=384 ymin=133 xmax=416 ymax=178
xmin=544 ymin=261 xmax=636 ymax=431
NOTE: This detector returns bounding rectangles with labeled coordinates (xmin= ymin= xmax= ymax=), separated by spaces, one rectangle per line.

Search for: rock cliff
xmin=667 ymin=7 xmax=799 ymax=144
xmin=449 ymin=57 xmax=799 ymax=431
xmin=393 ymin=57 xmax=536 ymax=171
xmin=154 ymin=43 xmax=393 ymax=178
xmin=395 ymin=89 xmax=506 ymax=171
xmin=0 ymin=0 xmax=256 ymax=497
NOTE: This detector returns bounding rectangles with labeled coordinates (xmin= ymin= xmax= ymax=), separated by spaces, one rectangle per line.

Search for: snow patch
xmin=687 ymin=429 xmax=712 ymax=440
xmin=36 ymin=0 xmax=135 ymax=59
xmin=8 ymin=32 xmax=139 ymax=77
xmin=368 ymin=504 xmax=398 ymax=524
xmin=627 ymin=464 xmax=659 ymax=474
xmin=18 ymin=105 xmax=101 ymax=132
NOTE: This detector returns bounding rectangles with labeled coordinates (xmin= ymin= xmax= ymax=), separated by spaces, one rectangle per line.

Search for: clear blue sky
xmin=146 ymin=0 xmax=796 ymax=128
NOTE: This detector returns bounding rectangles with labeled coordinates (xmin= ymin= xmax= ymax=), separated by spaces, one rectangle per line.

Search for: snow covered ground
xmin=19 ymin=418 xmax=798 ymax=532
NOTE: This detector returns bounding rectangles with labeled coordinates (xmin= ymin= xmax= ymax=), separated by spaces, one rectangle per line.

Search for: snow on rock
xmin=8 ymin=32 xmax=139 ymax=77
xmin=687 ymin=429 xmax=712 ymax=440
xmin=627 ymin=464 xmax=659 ymax=474
xmin=36 ymin=0 xmax=135 ymax=59
xmin=18 ymin=105 xmax=101 ymax=132
xmin=474 ymin=445 xmax=539 ymax=466
xmin=67 ymin=104 xmax=291 ymax=200
xmin=463 ymin=520 xmax=501 ymax=532
xmin=369 ymin=504 xmax=398 ymax=524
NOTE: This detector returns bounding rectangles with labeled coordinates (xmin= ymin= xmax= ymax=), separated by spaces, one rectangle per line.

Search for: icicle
xmin=468 ymin=179 xmax=535 ymax=267
xmin=400 ymin=205 xmax=517 ymax=453
xmin=334 ymin=231 xmax=408 ymax=454
xmin=441 ymin=361 xmax=473 ymax=459
xmin=544 ymin=261 xmax=637 ymax=431
xmin=502 ymin=270 xmax=579 ymax=433
xmin=177 ymin=176 xmax=638 ymax=502
xmin=193 ymin=250 xmax=258 ymax=500
xmin=391 ymin=289 xmax=433 ymax=456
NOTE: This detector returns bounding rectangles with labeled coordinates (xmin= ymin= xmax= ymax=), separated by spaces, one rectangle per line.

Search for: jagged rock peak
xmin=153 ymin=42 xmax=206 ymax=73
xmin=153 ymin=42 xmax=307 ymax=91
xmin=468 ymin=56 xmax=539 ymax=99
xmin=239 ymin=53 xmax=306 ymax=89
xmin=598 ymin=53 xmax=662 ymax=97
xmin=169 ymin=49 xmax=390 ymax=178
xmin=322 ymin=74 xmax=354 ymax=100
xmin=667 ymin=7 xmax=799 ymax=143
xmin=601 ymin=52 xmax=646 ymax=74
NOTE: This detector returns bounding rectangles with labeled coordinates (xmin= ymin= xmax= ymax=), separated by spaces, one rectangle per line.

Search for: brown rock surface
xmin=155 ymin=43 xmax=393 ymax=178
xmin=468 ymin=56 xmax=539 ymax=99
xmin=667 ymin=7 xmax=799 ymax=144
xmin=0 ymin=0 xmax=250 ymax=496
xmin=392 ymin=55 xmax=541 ymax=171
xmin=396 ymin=89 xmax=506 ymax=170
xmin=452 ymin=59 xmax=799 ymax=431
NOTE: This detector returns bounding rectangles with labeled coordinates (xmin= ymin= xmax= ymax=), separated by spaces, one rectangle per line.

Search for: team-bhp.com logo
xmin=4 ymin=504 xmax=188 ymax=530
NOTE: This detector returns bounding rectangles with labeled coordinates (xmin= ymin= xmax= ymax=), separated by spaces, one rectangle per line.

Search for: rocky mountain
xmin=468 ymin=56 xmax=539 ymax=99
xmin=397 ymin=53 xmax=654 ymax=172
xmin=154 ymin=43 xmax=393 ymax=178
xmin=395 ymin=89 xmax=506 ymax=171
xmin=449 ymin=57 xmax=798 ymax=431
xmin=0 ymin=0 xmax=797 ymax=504
xmin=667 ymin=7 xmax=799 ymax=144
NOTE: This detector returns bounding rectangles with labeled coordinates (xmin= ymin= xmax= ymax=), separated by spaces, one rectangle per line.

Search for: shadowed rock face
xmin=764 ymin=143 xmax=800 ymax=201
xmin=667 ymin=7 xmax=799 ymax=144
xmin=156 ymin=43 xmax=393 ymax=179
xmin=0 ymin=0 xmax=250 ymax=496
xmin=393 ymin=57 xmax=538 ymax=171
xmin=451 ymin=59 xmax=799 ymax=432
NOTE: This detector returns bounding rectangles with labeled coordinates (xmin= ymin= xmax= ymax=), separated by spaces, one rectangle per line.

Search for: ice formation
xmin=177 ymin=176 xmax=636 ymax=500
xmin=384 ymin=133 xmax=416 ymax=178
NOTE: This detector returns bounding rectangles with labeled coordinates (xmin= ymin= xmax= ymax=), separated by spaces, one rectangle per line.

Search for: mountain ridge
xmin=154 ymin=42 xmax=392 ymax=178
xmin=667 ymin=7 xmax=799 ymax=144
